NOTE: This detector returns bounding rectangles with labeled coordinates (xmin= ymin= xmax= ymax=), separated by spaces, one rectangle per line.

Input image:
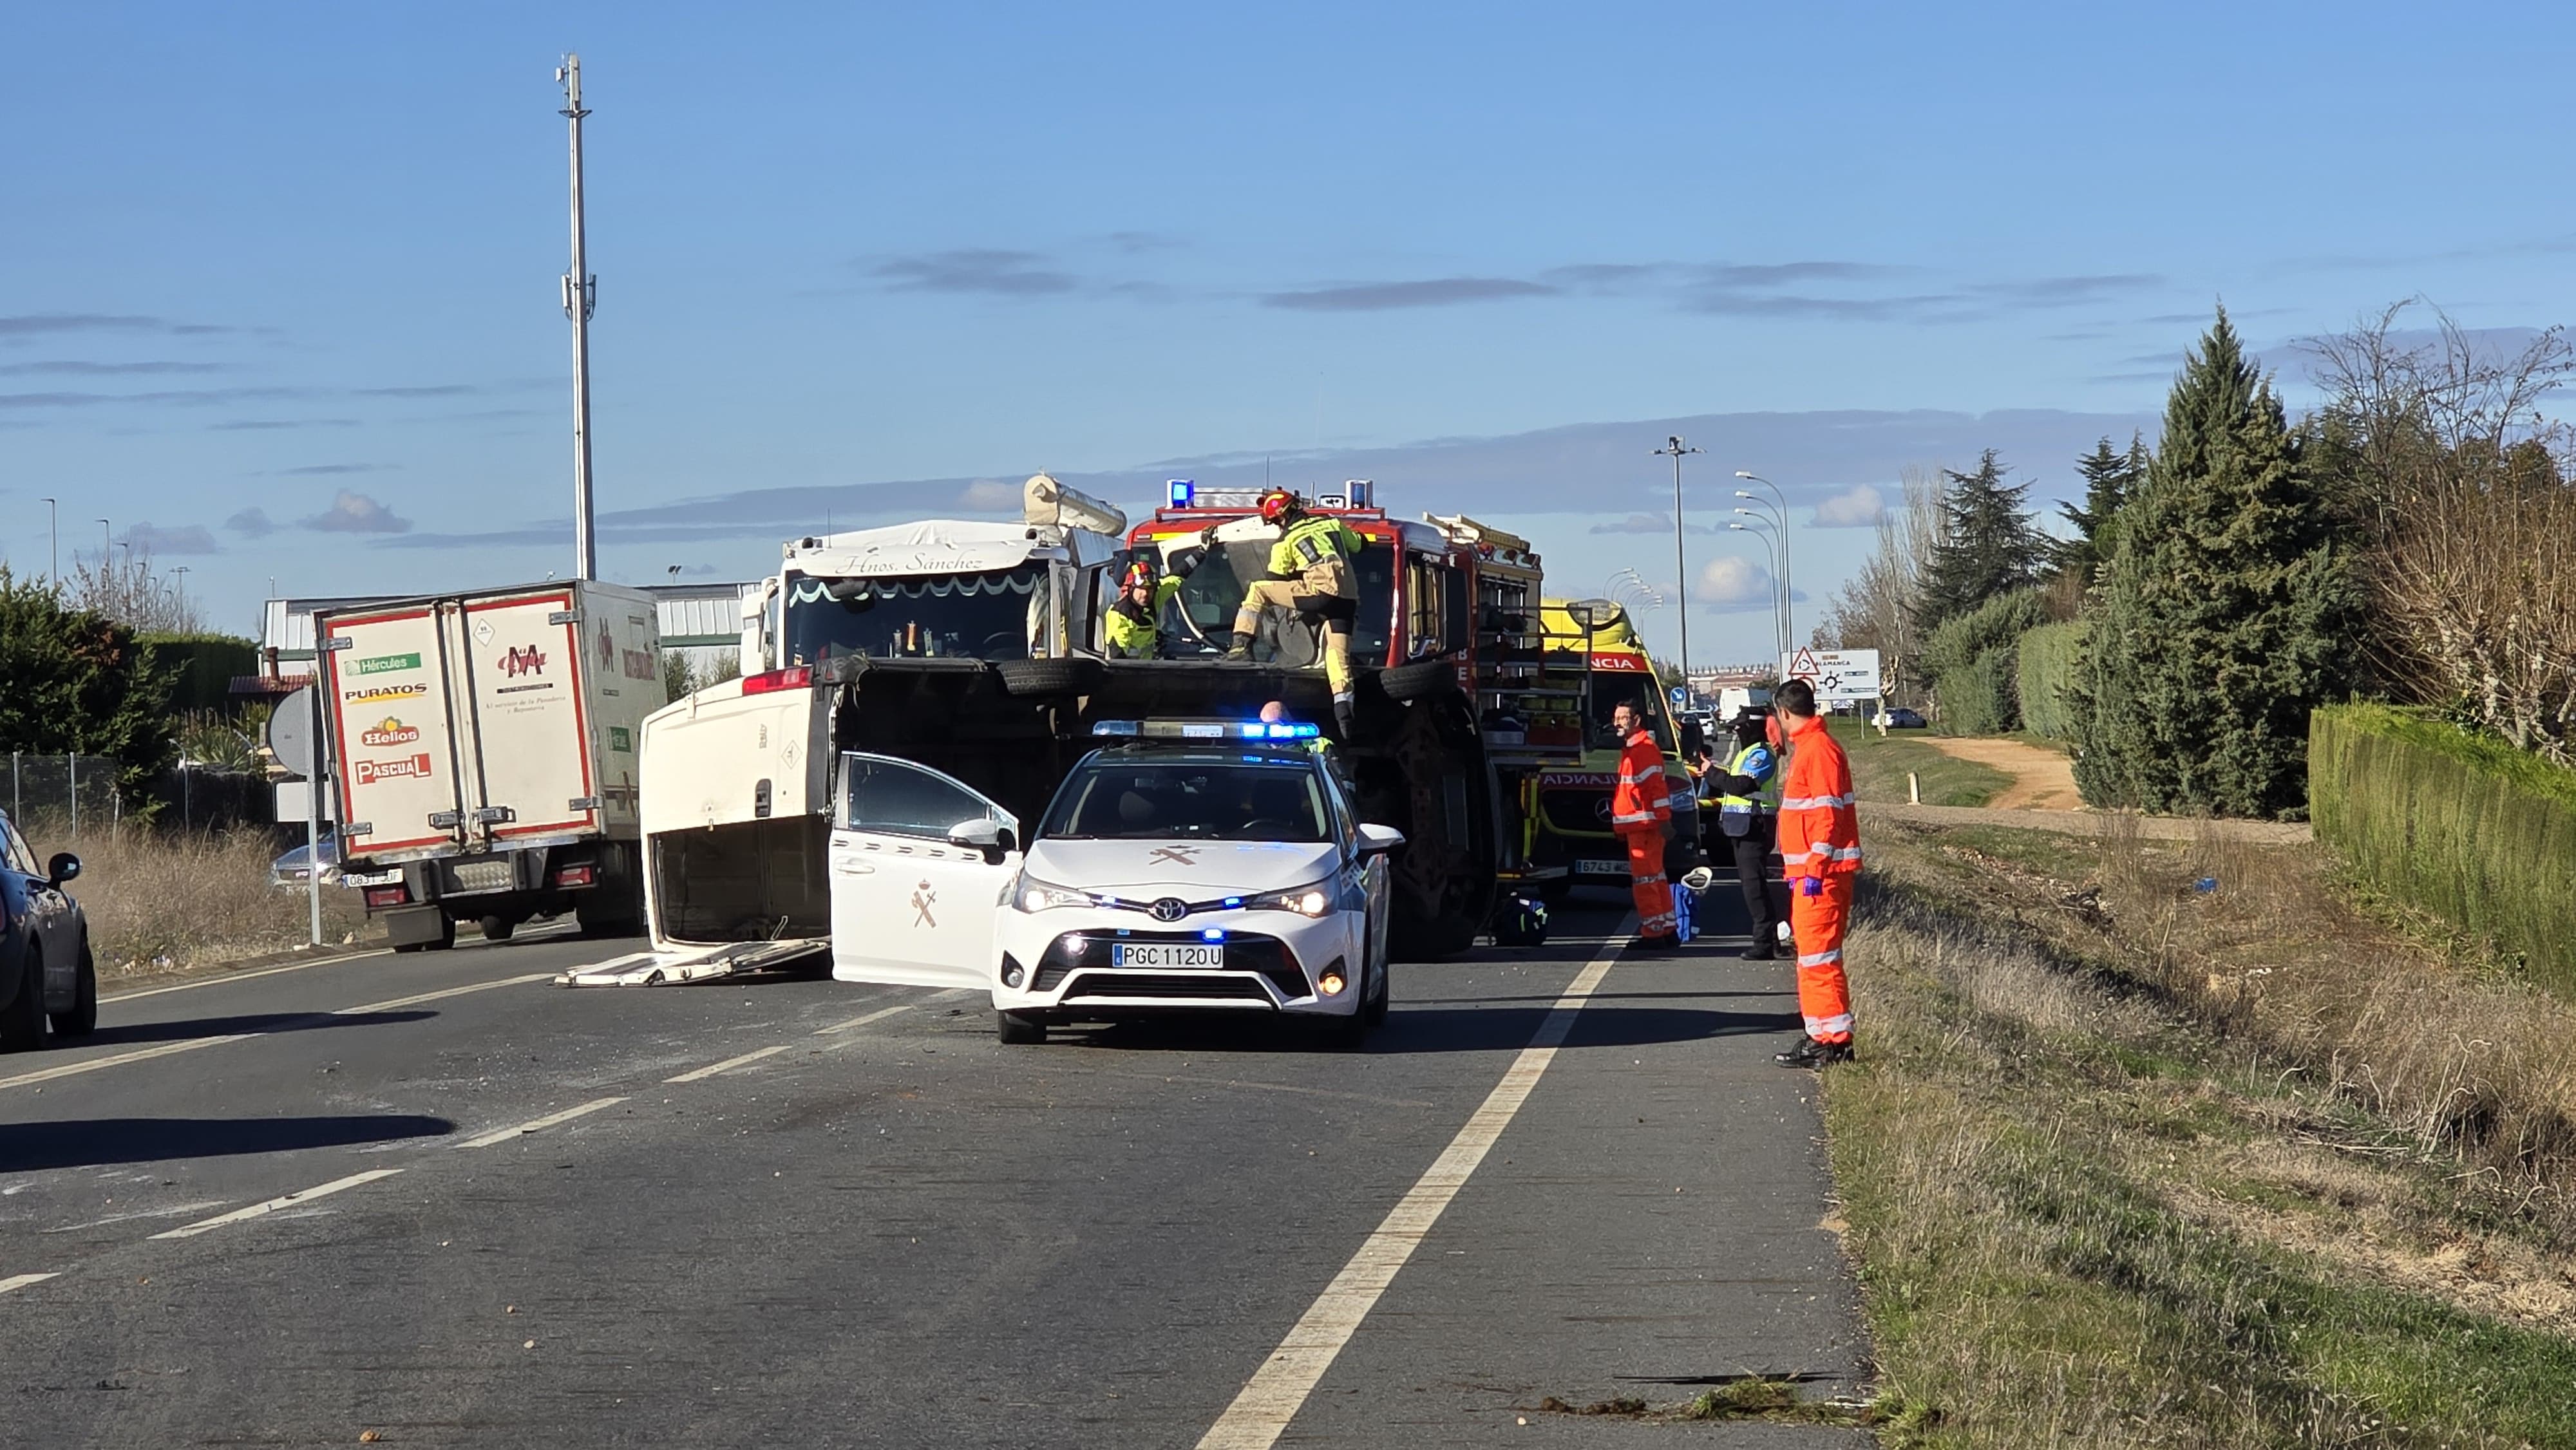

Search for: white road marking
xmin=0 ymin=970 xmax=554 ymax=1095
xmin=457 ymin=1095 xmax=630 ymax=1149
xmin=149 ymin=1169 xmax=404 ymax=1240
xmin=665 ymin=1044 xmax=797 ymax=1083
xmin=813 ymin=987 xmax=972 ymax=1035
xmin=101 ymin=950 xmax=394 ymax=1005
xmin=1193 ymin=932 xmax=1629 ymax=1450
xmin=0 ymin=1272 xmax=59 ymax=1294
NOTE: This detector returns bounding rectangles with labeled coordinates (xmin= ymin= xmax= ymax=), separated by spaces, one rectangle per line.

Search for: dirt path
xmin=1920 ymin=734 xmax=2084 ymax=809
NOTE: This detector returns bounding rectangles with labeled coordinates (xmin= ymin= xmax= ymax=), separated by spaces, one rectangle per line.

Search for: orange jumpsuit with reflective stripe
xmin=1776 ymin=711 xmax=1861 ymax=1043
xmin=1611 ymin=727 xmax=1678 ymax=936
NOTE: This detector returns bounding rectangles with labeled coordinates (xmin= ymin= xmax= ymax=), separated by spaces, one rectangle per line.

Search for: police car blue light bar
xmin=1090 ymin=718 xmax=1322 ymax=740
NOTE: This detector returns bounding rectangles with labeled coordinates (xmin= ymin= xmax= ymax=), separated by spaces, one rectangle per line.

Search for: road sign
xmin=1668 ymin=685 xmax=1689 ymax=710
xmin=266 ymin=686 xmax=322 ymax=778
xmin=1779 ymin=647 xmax=1882 ymax=703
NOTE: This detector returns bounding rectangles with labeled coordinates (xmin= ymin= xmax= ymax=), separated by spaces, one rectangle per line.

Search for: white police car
xmin=820 ymin=720 xmax=1401 ymax=1046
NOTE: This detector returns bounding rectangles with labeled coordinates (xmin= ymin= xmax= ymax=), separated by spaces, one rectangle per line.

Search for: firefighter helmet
xmin=1120 ymin=559 xmax=1157 ymax=592
xmin=1256 ymin=488 xmax=1297 ymax=525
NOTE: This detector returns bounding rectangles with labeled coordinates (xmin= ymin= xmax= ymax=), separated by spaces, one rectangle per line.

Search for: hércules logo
xmin=354 ymin=753 xmax=433 ymax=786
xmin=359 ymin=717 xmax=420 ymax=748
xmin=354 ymin=652 xmax=422 ymax=675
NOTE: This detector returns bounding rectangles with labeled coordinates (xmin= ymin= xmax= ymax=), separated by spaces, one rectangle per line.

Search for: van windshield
xmin=782 ymin=569 xmax=1043 ymax=663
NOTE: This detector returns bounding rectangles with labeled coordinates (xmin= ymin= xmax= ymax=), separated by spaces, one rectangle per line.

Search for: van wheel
xmin=996 ymin=1010 xmax=1048 ymax=1045
xmin=50 ymin=939 xmax=97 ymax=1039
xmin=996 ymin=657 xmax=1101 ymax=697
xmin=478 ymin=916 xmax=517 ymax=943
xmin=1 ymin=946 xmax=47 ymax=1053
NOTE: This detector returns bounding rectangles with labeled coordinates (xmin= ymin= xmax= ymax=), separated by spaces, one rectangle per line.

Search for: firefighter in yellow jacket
xmin=1103 ymin=559 xmax=1184 ymax=659
xmin=1609 ymin=698 xmax=1681 ymax=952
xmin=1221 ymin=489 xmax=1368 ymax=732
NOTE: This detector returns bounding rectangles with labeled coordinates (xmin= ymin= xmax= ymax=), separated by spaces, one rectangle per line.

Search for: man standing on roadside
xmin=1703 ymin=707 xmax=1785 ymax=961
xmin=1772 ymin=679 xmax=1859 ymax=1067
xmin=1609 ymin=699 xmax=1681 ymax=952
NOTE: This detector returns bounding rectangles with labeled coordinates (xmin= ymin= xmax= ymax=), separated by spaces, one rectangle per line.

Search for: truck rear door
xmin=323 ymin=605 xmax=466 ymax=859
xmin=455 ymin=590 xmax=599 ymax=848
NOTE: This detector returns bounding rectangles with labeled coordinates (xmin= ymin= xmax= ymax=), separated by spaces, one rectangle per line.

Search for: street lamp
xmin=1731 ymin=505 xmax=1788 ymax=658
xmin=1653 ymin=435 xmax=1703 ymax=681
xmin=1728 ymin=519 xmax=1786 ymax=663
xmin=1734 ymin=471 xmax=1794 ymax=648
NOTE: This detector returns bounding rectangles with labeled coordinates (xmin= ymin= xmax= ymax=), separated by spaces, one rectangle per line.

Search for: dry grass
xmin=1828 ymin=821 xmax=2576 ymax=1446
xmin=24 ymin=822 xmax=374 ymax=980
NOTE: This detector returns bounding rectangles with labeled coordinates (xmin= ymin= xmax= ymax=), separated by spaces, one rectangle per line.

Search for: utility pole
xmin=558 ymin=53 xmax=598 ymax=581
xmin=1653 ymin=435 xmax=1702 ymax=690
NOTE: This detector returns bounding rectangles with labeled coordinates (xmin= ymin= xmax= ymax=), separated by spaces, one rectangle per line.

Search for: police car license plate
xmin=1112 ymin=943 xmax=1224 ymax=968
xmin=1573 ymin=859 xmax=1627 ymax=877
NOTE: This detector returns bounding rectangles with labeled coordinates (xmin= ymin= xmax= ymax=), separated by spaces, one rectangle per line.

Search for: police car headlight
xmin=1013 ymin=874 xmax=1092 ymax=913
xmin=1248 ymin=880 xmax=1334 ymax=918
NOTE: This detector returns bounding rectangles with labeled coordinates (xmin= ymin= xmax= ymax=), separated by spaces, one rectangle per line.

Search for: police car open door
xmin=829 ymin=753 xmax=1022 ymax=990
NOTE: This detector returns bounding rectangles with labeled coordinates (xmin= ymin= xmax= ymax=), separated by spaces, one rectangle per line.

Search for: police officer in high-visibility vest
xmin=1104 ymin=559 xmax=1184 ymax=659
xmin=1609 ymin=698 xmax=1681 ymax=952
xmin=1710 ymin=707 xmax=1785 ymax=959
xmin=1222 ymin=489 xmax=1368 ymax=733
xmin=1772 ymin=677 xmax=1860 ymax=1068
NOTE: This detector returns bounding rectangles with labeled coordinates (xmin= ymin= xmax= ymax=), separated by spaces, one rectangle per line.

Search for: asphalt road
xmin=1 ymin=890 xmax=1866 ymax=1449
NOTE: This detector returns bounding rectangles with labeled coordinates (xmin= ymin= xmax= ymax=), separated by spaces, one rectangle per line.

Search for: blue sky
xmin=8 ymin=1 xmax=2573 ymax=664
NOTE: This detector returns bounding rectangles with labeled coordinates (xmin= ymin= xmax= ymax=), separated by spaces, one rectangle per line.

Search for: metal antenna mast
xmin=1653 ymin=435 xmax=1703 ymax=688
xmin=557 ymin=53 xmax=598 ymax=580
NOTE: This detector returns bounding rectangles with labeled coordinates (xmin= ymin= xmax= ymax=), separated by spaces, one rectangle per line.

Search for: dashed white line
xmin=665 ymin=1043 xmax=798 ymax=1084
xmin=457 ymin=1096 xmax=631 ymax=1149
xmin=149 ymin=1169 xmax=404 ymax=1240
xmin=338 ymin=972 xmax=557 ymax=1015
xmin=1192 ymin=932 xmax=1629 ymax=1450
xmin=0 ymin=1272 xmax=59 ymax=1294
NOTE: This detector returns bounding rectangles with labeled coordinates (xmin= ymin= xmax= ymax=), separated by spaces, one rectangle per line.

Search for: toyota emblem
xmin=1150 ymin=898 xmax=1189 ymax=923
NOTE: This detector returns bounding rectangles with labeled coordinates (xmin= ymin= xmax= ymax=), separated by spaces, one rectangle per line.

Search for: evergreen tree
xmin=2053 ymin=432 xmax=2145 ymax=583
xmin=1913 ymin=449 xmax=2043 ymax=632
xmin=2069 ymin=309 xmax=2361 ymax=818
xmin=0 ymin=567 xmax=180 ymax=804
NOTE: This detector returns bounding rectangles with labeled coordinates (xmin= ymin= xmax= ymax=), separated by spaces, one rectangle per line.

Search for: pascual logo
xmin=359 ymin=717 xmax=421 ymax=748
xmin=354 ymin=753 xmax=433 ymax=786
xmin=343 ymin=683 xmax=429 ymax=704
xmin=354 ymin=652 xmax=421 ymax=675
xmin=499 ymin=645 xmax=548 ymax=678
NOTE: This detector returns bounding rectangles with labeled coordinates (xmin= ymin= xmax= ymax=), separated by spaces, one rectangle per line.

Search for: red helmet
xmin=1256 ymin=488 xmax=1297 ymax=525
xmin=1120 ymin=560 xmax=1156 ymax=592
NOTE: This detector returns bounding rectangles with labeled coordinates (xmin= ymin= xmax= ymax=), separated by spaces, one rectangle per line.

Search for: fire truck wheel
xmin=996 ymin=657 xmax=1103 ymax=697
xmin=1379 ymin=692 xmax=1494 ymax=962
xmin=1374 ymin=659 xmax=1459 ymax=704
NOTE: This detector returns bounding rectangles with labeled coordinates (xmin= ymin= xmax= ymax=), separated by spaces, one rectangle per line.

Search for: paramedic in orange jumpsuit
xmin=1772 ymin=677 xmax=1859 ymax=1067
xmin=1608 ymin=699 xmax=1681 ymax=952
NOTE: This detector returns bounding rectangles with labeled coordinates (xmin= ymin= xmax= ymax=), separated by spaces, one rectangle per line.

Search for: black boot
xmin=1774 ymin=1036 xmax=1854 ymax=1069
xmin=1627 ymin=932 xmax=1680 ymax=954
xmin=1739 ymin=939 xmax=1780 ymax=961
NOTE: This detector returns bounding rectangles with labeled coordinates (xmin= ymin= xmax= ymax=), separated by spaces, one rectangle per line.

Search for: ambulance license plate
xmin=1112 ymin=943 xmax=1224 ymax=968
xmin=1573 ymin=859 xmax=1627 ymax=877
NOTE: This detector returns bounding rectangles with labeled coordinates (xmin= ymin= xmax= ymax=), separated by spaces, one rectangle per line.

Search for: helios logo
xmin=354 ymin=652 xmax=421 ymax=675
xmin=359 ymin=717 xmax=421 ymax=748
xmin=354 ymin=753 xmax=433 ymax=786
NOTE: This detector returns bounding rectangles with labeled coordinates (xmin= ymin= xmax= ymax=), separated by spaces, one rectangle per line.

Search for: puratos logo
xmin=355 ymin=652 xmax=422 ymax=675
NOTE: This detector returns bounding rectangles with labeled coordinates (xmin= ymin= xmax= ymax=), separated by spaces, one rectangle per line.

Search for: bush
xmin=140 ymin=633 xmax=260 ymax=713
xmin=1924 ymin=589 xmax=2049 ymax=734
xmin=1934 ymin=651 xmax=2019 ymax=735
xmin=2310 ymin=704 xmax=2576 ymax=997
xmin=2016 ymin=621 xmax=2084 ymax=741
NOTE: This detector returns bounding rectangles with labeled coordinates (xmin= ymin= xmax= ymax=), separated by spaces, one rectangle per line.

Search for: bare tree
xmin=2308 ymin=302 xmax=2576 ymax=761
xmin=1814 ymin=464 xmax=1949 ymax=700
xmin=66 ymin=550 xmax=205 ymax=634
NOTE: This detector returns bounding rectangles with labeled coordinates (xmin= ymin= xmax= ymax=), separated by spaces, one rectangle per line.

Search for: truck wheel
xmin=996 ymin=1010 xmax=1048 ymax=1045
xmin=50 ymin=939 xmax=97 ymax=1039
xmin=0 ymin=946 xmax=45 ymax=1053
xmin=422 ymin=913 xmax=457 ymax=951
xmin=1376 ymin=693 xmax=1496 ymax=962
xmin=478 ymin=915 xmax=517 ymax=943
xmin=1375 ymin=659 xmax=1457 ymax=704
xmin=996 ymin=657 xmax=1102 ymax=697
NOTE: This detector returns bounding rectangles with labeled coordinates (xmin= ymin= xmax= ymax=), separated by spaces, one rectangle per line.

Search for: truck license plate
xmin=1574 ymin=859 xmax=1627 ymax=877
xmin=1112 ymin=943 xmax=1224 ymax=968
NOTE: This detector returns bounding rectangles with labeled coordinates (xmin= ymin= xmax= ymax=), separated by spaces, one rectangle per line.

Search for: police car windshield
xmin=783 ymin=569 xmax=1040 ymax=664
xmin=1041 ymin=760 xmax=1328 ymax=842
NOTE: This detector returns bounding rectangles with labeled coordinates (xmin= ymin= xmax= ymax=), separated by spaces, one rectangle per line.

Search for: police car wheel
xmin=996 ymin=1010 xmax=1048 ymax=1045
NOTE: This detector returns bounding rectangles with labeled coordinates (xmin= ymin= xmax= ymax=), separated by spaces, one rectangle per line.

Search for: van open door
xmin=829 ymin=753 xmax=1021 ymax=991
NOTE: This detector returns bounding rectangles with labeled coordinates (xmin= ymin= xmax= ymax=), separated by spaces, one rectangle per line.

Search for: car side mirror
xmin=46 ymin=852 xmax=79 ymax=885
xmin=947 ymin=818 xmax=1016 ymax=861
xmin=1355 ymin=824 xmax=1406 ymax=858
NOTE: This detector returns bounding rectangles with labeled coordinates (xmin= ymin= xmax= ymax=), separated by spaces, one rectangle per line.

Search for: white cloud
xmin=303 ymin=490 xmax=412 ymax=534
xmin=1694 ymin=555 xmax=1776 ymax=609
xmin=956 ymin=480 xmax=1020 ymax=512
xmin=122 ymin=522 xmax=220 ymax=555
xmin=1810 ymin=484 xmax=1884 ymax=528
xmin=225 ymin=507 xmax=276 ymax=536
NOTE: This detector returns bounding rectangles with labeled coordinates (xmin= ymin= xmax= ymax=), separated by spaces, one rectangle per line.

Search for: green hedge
xmin=2016 ymin=621 xmax=2083 ymax=741
xmin=2310 ymin=704 xmax=2576 ymax=997
xmin=138 ymin=634 xmax=260 ymax=714
xmin=1935 ymin=651 xmax=2019 ymax=735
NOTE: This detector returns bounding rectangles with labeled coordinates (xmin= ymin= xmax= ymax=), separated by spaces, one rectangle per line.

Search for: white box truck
xmin=316 ymin=581 xmax=663 ymax=950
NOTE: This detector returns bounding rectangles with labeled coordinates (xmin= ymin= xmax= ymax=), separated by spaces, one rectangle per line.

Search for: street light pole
xmin=96 ymin=518 xmax=109 ymax=574
xmin=1728 ymin=519 xmax=1786 ymax=663
xmin=1653 ymin=435 xmax=1703 ymax=688
xmin=1736 ymin=471 xmax=1794 ymax=649
xmin=1732 ymin=504 xmax=1788 ymax=664
xmin=558 ymin=53 xmax=599 ymax=581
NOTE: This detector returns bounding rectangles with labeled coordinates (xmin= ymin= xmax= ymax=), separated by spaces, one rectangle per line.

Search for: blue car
xmin=0 ymin=810 xmax=96 ymax=1050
